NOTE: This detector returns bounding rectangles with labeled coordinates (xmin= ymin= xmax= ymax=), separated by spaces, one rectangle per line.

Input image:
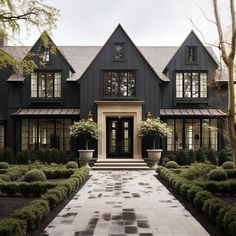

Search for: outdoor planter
xmin=138 ymin=112 xmax=171 ymax=169
xmin=70 ymin=112 xmax=101 ymax=169
xmin=146 ymin=149 xmax=162 ymax=169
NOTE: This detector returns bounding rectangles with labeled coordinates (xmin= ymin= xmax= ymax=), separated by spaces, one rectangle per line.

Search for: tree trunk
xmin=227 ymin=63 xmax=236 ymax=168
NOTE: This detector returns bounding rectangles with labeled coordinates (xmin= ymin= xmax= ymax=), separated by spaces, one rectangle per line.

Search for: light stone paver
xmin=43 ymin=170 xmax=209 ymax=236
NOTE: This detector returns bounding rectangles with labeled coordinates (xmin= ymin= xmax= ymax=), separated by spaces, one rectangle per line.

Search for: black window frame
xmin=103 ymin=71 xmax=136 ymax=98
xmin=186 ymin=46 xmax=198 ymax=64
xmin=175 ymin=71 xmax=208 ymax=99
xmin=30 ymin=71 xmax=62 ymax=98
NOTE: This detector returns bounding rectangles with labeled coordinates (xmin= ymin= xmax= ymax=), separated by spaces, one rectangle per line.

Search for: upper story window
xmin=31 ymin=72 xmax=61 ymax=98
xmin=176 ymin=72 xmax=207 ymax=98
xmin=104 ymin=71 xmax=136 ymax=97
xmin=186 ymin=46 xmax=198 ymax=64
xmin=41 ymin=47 xmax=50 ymax=62
xmin=114 ymin=43 xmax=124 ymax=60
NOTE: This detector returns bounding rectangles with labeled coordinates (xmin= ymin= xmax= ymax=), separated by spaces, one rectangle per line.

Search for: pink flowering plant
xmin=138 ymin=117 xmax=171 ymax=149
xmin=69 ymin=119 xmax=101 ymax=150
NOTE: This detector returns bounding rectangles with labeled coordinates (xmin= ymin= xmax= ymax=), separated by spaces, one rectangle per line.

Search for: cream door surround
xmin=95 ymin=101 xmax=144 ymax=159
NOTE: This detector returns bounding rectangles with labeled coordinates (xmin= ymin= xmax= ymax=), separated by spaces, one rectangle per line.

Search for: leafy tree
xmin=0 ymin=0 xmax=59 ymax=72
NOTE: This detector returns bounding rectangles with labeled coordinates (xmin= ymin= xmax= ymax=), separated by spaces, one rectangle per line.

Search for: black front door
xmin=106 ymin=117 xmax=133 ymax=158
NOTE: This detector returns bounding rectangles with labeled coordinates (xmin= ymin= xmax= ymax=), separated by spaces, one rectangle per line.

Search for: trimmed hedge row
xmin=42 ymin=168 xmax=75 ymax=179
xmin=0 ymin=166 xmax=29 ymax=182
xmin=0 ymin=167 xmax=89 ymax=235
xmin=157 ymin=167 xmax=236 ymax=236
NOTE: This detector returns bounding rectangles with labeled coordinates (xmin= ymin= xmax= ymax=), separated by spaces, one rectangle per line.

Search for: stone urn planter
xmin=146 ymin=149 xmax=162 ymax=169
xmin=78 ymin=149 xmax=94 ymax=168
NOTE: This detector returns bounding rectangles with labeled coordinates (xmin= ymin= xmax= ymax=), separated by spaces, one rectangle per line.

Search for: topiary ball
xmin=24 ymin=169 xmax=47 ymax=182
xmin=66 ymin=161 xmax=78 ymax=169
xmin=208 ymin=169 xmax=228 ymax=181
xmin=165 ymin=161 xmax=178 ymax=169
xmin=222 ymin=161 xmax=234 ymax=170
xmin=0 ymin=162 xmax=9 ymax=169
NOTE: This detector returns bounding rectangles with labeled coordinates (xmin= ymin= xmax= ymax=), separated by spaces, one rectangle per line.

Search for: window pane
xmin=176 ymin=73 xmax=183 ymax=98
xmin=114 ymin=44 xmax=123 ymax=60
xmin=29 ymin=119 xmax=37 ymax=150
xmin=184 ymin=73 xmax=191 ymax=97
xmin=185 ymin=119 xmax=193 ymax=149
xmin=31 ymin=73 xmax=37 ymax=97
xmin=21 ymin=119 xmax=28 ymax=150
xmin=120 ymin=72 xmax=128 ymax=96
xmin=0 ymin=124 xmax=4 ymax=150
xmin=111 ymin=72 xmax=119 ymax=96
xmin=200 ymin=73 xmax=207 ymax=98
xmin=167 ymin=119 xmax=174 ymax=151
xmin=54 ymin=73 xmax=61 ymax=97
xmin=104 ymin=72 xmax=112 ymax=97
xmin=64 ymin=119 xmax=72 ymax=151
xmin=56 ymin=119 xmax=63 ymax=150
xmin=193 ymin=119 xmax=200 ymax=150
xmin=202 ymin=119 xmax=210 ymax=149
xmin=128 ymin=72 xmax=136 ymax=96
xmin=176 ymin=119 xmax=183 ymax=150
xmin=46 ymin=73 xmax=54 ymax=98
xmin=210 ymin=119 xmax=218 ymax=150
xmin=38 ymin=73 xmax=46 ymax=97
xmin=192 ymin=73 xmax=199 ymax=98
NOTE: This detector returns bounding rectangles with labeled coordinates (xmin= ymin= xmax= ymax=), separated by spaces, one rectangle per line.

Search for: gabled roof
xmin=1 ymin=30 xmax=219 ymax=82
xmin=163 ymin=30 xmax=219 ymax=73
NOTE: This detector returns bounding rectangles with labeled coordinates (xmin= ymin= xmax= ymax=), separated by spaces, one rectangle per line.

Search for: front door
xmin=106 ymin=117 xmax=133 ymax=158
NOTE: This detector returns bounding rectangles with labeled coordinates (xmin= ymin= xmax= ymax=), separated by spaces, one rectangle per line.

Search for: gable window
xmin=104 ymin=71 xmax=136 ymax=97
xmin=114 ymin=43 xmax=124 ymax=60
xmin=176 ymin=72 xmax=207 ymax=98
xmin=30 ymin=72 xmax=61 ymax=98
xmin=42 ymin=47 xmax=50 ymax=62
xmin=186 ymin=46 xmax=198 ymax=63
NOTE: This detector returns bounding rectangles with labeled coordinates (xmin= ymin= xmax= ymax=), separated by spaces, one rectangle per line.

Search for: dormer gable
xmin=25 ymin=31 xmax=75 ymax=72
xmin=163 ymin=30 xmax=218 ymax=73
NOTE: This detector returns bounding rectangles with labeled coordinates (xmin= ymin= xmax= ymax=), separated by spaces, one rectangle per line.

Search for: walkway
xmin=43 ymin=170 xmax=209 ymax=236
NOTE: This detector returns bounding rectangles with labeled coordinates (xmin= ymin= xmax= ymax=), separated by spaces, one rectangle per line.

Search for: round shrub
xmin=193 ymin=190 xmax=213 ymax=210
xmin=24 ymin=169 xmax=46 ymax=182
xmin=165 ymin=161 xmax=178 ymax=169
xmin=218 ymin=149 xmax=228 ymax=166
xmin=187 ymin=149 xmax=196 ymax=164
xmin=66 ymin=161 xmax=78 ymax=169
xmin=0 ymin=162 xmax=9 ymax=169
xmin=208 ymin=169 xmax=228 ymax=181
xmin=176 ymin=150 xmax=188 ymax=166
xmin=222 ymin=161 xmax=234 ymax=170
xmin=196 ymin=148 xmax=205 ymax=163
xmin=207 ymin=149 xmax=217 ymax=165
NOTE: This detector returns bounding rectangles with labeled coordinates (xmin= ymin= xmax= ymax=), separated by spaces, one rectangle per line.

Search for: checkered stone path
xmin=43 ymin=170 xmax=209 ymax=236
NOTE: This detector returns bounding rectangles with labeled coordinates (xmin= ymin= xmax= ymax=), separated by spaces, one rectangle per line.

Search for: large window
xmin=21 ymin=118 xmax=72 ymax=151
xmin=31 ymin=72 xmax=61 ymax=98
xmin=167 ymin=118 xmax=218 ymax=151
xmin=176 ymin=72 xmax=207 ymax=98
xmin=0 ymin=124 xmax=4 ymax=150
xmin=104 ymin=71 xmax=136 ymax=97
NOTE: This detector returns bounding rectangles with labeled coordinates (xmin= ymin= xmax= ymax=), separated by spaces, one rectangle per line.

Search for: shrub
xmin=180 ymin=163 xmax=215 ymax=180
xmin=68 ymin=152 xmax=77 ymax=161
xmin=218 ymin=149 xmax=228 ymax=166
xmin=66 ymin=161 xmax=78 ymax=169
xmin=24 ymin=169 xmax=46 ymax=182
xmin=187 ymin=185 xmax=203 ymax=203
xmin=223 ymin=208 xmax=236 ymax=236
xmin=2 ymin=148 xmax=14 ymax=164
xmin=48 ymin=148 xmax=59 ymax=163
xmin=58 ymin=150 xmax=69 ymax=164
xmin=208 ymin=169 xmax=228 ymax=181
xmin=193 ymin=190 xmax=213 ymax=210
xmin=226 ymin=169 xmax=236 ymax=178
xmin=16 ymin=150 xmax=30 ymax=165
xmin=216 ymin=205 xmax=232 ymax=230
xmin=222 ymin=161 xmax=234 ymax=170
xmin=176 ymin=150 xmax=188 ymax=165
xmin=0 ymin=182 xmax=18 ymax=196
xmin=207 ymin=149 xmax=217 ymax=165
xmin=0 ymin=218 xmax=26 ymax=236
xmin=196 ymin=148 xmax=205 ymax=163
xmin=179 ymin=183 xmax=192 ymax=199
xmin=0 ymin=161 xmax=10 ymax=169
xmin=187 ymin=149 xmax=196 ymax=164
xmin=0 ymin=174 xmax=11 ymax=182
xmin=165 ymin=161 xmax=178 ymax=169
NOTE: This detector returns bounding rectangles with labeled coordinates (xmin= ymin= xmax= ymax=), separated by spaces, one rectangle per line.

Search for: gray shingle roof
xmin=1 ymin=45 xmax=218 ymax=82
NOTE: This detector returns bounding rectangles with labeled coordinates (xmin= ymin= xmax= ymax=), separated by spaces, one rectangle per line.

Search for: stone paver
xmin=43 ymin=170 xmax=209 ymax=236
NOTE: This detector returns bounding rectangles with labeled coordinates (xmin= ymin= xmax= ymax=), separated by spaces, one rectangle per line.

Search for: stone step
xmin=96 ymin=159 xmax=145 ymax=163
xmin=94 ymin=162 xmax=147 ymax=166
xmin=92 ymin=166 xmax=150 ymax=170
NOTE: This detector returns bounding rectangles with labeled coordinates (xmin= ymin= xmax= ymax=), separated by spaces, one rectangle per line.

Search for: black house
xmin=0 ymin=25 xmax=227 ymax=159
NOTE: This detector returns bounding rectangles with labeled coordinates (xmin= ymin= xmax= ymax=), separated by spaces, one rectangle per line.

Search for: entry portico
xmin=96 ymin=101 xmax=144 ymax=159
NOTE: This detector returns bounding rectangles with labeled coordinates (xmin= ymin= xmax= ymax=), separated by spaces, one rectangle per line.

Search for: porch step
xmin=92 ymin=158 xmax=150 ymax=170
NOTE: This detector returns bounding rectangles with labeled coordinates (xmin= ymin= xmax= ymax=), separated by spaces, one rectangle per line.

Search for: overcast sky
xmin=17 ymin=0 xmax=230 ymax=47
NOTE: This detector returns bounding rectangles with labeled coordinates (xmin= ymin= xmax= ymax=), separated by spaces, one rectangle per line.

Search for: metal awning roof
xmin=12 ymin=108 xmax=80 ymax=116
xmin=7 ymin=74 xmax=25 ymax=82
xmin=160 ymin=108 xmax=226 ymax=117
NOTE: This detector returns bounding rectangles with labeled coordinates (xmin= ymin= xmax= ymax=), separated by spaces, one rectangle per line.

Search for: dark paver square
xmin=125 ymin=226 xmax=138 ymax=234
xmin=123 ymin=212 xmax=136 ymax=220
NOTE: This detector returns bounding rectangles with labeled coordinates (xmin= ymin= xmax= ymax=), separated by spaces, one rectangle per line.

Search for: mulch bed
xmin=155 ymin=174 xmax=224 ymax=236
